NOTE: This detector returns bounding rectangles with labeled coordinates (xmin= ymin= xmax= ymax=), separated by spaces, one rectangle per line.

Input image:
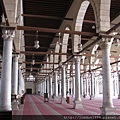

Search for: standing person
xmin=66 ymin=91 xmax=70 ymax=103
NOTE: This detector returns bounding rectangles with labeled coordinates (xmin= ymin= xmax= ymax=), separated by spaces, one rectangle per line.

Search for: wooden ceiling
xmin=22 ymin=0 xmax=74 ymax=71
xmin=0 ymin=0 xmax=120 ymax=79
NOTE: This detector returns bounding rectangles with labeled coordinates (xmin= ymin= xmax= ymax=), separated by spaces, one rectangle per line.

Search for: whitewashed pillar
xmin=0 ymin=30 xmax=14 ymax=111
xmin=73 ymin=57 xmax=82 ymax=109
xmin=99 ymin=38 xmax=115 ymax=115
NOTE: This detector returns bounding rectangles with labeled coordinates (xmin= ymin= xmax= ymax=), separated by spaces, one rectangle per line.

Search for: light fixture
xmin=114 ymin=39 xmax=120 ymax=47
xmin=78 ymin=35 xmax=82 ymax=51
xmin=34 ymin=40 xmax=40 ymax=49
xmin=92 ymin=25 xmax=95 ymax=29
xmin=78 ymin=43 xmax=82 ymax=51
xmin=81 ymin=58 xmax=83 ymax=64
xmin=113 ymin=32 xmax=118 ymax=35
xmin=34 ymin=31 xmax=40 ymax=49
xmin=31 ymin=54 xmax=35 ymax=65
xmin=94 ymin=50 xmax=99 ymax=57
xmin=94 ymin=45 xmax=99 ymax=57
xmin=30 ymin=67 xmax=33 ymax=71
xmin=32 ymin=59 xmax=35 ymax=65
xmin=27 ymin=74 xmax=35 ymax=82
xmin=57 ymin=32 xmax=62 ymax=45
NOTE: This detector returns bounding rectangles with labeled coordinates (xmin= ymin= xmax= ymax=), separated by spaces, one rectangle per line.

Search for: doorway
xmin=26 ymin=89 xmax=32 ymax=94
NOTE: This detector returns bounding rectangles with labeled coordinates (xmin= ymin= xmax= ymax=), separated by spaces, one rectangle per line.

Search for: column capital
xmin=74 ymin=56 xmax=80 ymax=64
xmin=61 ymin=64 xmax=66 ymax=69
xmin=2 ymin=29 xmax=15 ymax=41
xmin=59 ymin=80 xmax=61 ymax=83
xmin=54 ymin=71 xmax=58 ymax=75
xmin=13 ymin=54 xmax=19 ymax=61
xmin=98 ymin=37 xmax=112 ymax=49
xmin=49 ymin=74 xmax=52 ymax=77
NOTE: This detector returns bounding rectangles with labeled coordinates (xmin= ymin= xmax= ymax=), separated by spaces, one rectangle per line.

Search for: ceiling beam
xmin=81 ymin=38 xmax=95 ymax=41
xmin=106 ymin=22 xmax=120 ymax=34
xmin=23 ymin=71 xmax=50 ymax=74
xmin=23 ymin=34 xmax=61 ymax=38
xmin=83 ymin=20 xmax=95 ymax=24
xmin=21 ymin=14 xmax=73 ymax=21
xmin=19 ymin=51 xmax=70 ymax=55
xmin=17 ymin=26 xmax=98 ymax=36
xmin=23 ymin=46 xmax=54 ymax=50
xmin=23 ymin=61 xmax=58 ymax=64
xmin=0 ymin=0 xmax=9 ymax=26
xmin=23 ymin=68 xmax=51 ymax=70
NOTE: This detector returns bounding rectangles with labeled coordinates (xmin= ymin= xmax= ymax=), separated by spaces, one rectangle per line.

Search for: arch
xmin=90 ymin=44 xmax=99 ymax=69
xmin=75 ymin=1 xmax=90 ymax=32
xmin=61 ymin=27 xmax=70 ymax=62
xmin=54 ymin=43 xmax=60 ymax=68
xmin=49 ymin=54 xmax=53 ymax=70
xmin=89 ymin=0 xmax=111 ymax=32
xmin=74 ymin=1 xmax=90 ymax=52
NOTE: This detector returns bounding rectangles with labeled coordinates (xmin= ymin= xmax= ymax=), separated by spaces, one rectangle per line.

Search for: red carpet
xmin=13 ymin=94 xmax=120 ymax=116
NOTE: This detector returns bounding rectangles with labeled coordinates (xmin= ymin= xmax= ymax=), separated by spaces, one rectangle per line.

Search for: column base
xmin=90 ymin=95 xmax=95 ymax=100
xmin=0 ymin=111 xmax=12 ymax=120
xmin=54 ymin=96 xmax=58 ymax=101
xmin=61 ymin=97 xmax=66 ymax=104
xmin=72 ymin=94 xmax=75 ymax=97
xmin=49 ymin=95 xmax=52 ymax=99
xmin=100 ymin=107 xmax=116 ymax=115
xmin=73 ymin=100 xmax=82 ymax=109
xmin=118 ymin=94 xmax=120 ymax=99
xmin=12 ymin=101 xmax=19 ymax=110
xmin=0 ymin=105 xmax=12 ymax=111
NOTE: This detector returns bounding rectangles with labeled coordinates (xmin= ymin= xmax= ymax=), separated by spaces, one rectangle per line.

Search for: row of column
xmin=38 ymin=69 xmax=119 ymax=99
xmin=37 ymin=37 xmax=120 ymax=115
xmin=0 ymin=30 xmax=25 ymax=111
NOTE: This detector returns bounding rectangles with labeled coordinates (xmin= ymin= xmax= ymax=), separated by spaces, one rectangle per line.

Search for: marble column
xmin=41 ymin=81 xmax=44 ymax=96
xmin=37 ymin=83 xmax=40 ymax=94
xmin=83 ymin=80 xmax=86 ymax=96
xmin=46 ymin=78 xmax=49 ymax=96
xmin=44 ymin=80 xmax=46 ymax=93
xmin=12 ymin=55 xmax=19 ymax=95
xmin=70 ymin=80 xmax=72 ymax=95
xmin=95 ymin=78 xmax=99 ymax=96
xmin=61 ymin=65 xmax=66 ymax=104
xmin=40 ymin=82 xmax=41 ymax=95
xmin=72 ymin=77 xmax=75 ymax=97
xmin=12 ymin=55 xmax=19 ymax=111
xmin=59 ymin=81 xmax=61 ymax=95
xmin=18 ymin=69 xmax=25 ymax=96
xmin=0 ymin=30 xmax=14 ymax=111
xmin=118 ymin=74 xmax=120 ymax=99
xmin=80 ymin=76 xmax=83 ymax=97
xmin=67 ymin=79 xmax=70 ymax=92
xmin=42 ymin=81 xmax=45 ymax=95
xmin=54 ymin=71 xmax=58 ymax=100
xmin=113 ymin=77 xmax=117 ymax=97
xmin=99 ymin=38 xmax=115 ymax=115
xmin=86 ymin=77 xmax=89 ymax=96
xmin=116 ymin=62 xmax=120 ymax=99
xmin=49 ymin=75 xmax=53 ymax=97
xmin=73 ymin=57 xmax=82 ymax=109
xmin=90 ymin=72 xmax=94 ymax=100
xmin=83 ymin=74 xmax=86 ymax=96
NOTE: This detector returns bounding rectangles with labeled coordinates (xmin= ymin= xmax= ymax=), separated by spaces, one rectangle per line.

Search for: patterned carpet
xmin=12 ymin=94 xmax=120 ymax=119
